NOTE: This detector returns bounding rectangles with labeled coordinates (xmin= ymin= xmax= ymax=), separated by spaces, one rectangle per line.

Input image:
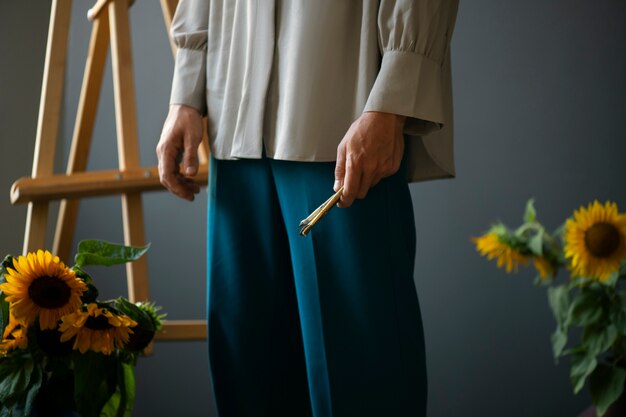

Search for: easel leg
xmin=198 ymin=125 xmax=210 ymax=165
xmin=54 ymin=8 xmax=111 ymax=260
xmin=24 ymin=0 xmax=73 ymax=254
xmin=160 ymin=0 xmax=178 ymax=56
xmin=109 ymin=0 xmax=149 ymax=302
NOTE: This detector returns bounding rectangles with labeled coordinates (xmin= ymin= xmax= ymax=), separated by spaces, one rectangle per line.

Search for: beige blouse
xmin=170 ymin=0 xmax=459 ymax=182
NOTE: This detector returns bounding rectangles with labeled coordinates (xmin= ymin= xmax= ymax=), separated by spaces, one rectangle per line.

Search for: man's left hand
xmin=334 ymin=111 xmax=406 ymax=208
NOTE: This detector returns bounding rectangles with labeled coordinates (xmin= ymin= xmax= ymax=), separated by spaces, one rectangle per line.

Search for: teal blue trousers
xmin=206 ymin=154 xmax=427 ymax=417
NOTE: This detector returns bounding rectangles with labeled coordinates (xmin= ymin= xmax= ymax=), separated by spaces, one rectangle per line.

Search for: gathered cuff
xmin=169 ymin=48 xmax=207 ymax=115
xmin=364 ymin=50 xmax=445 ymax=136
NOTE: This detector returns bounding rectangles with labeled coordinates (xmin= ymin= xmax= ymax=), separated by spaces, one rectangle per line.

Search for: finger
xmin=158 ymin=147 xmax=179 ymax=188
xmin=160 ymin=169 xmax=189 ymax=200
xmin=370 ymin=174 xmax=383 ymax=188
xmin=334 ymin=143 xmax=346 ymax=192
xmin=339 ymin=158 xmax=360 ymax=208
xmin=177 ymin=175 xmax=201 ymax=197
xmin=158 ymin=142 xmax=197 ymax=201
xmin=164 ymin=173 xmax=200 ymax=201
xmin=357 ymin=169 xmax=375 ymax=200
xmin=158 ymin=136 xmax=180 ymax=179
xmin=183 ymin=133 xmax=200 ymax=176
xmin=391 ymin=135 xmax=405 ymax=175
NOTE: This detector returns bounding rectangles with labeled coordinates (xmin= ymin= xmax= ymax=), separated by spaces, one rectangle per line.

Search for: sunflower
xmin=0 ymin=250 xmax=87 ymax=330
xmin=564 ymin=201 xmax=626 ymax=281
xmin=124 ymin=302 xmax=165 ymax=352
xmin=473 ymin=232 xmax=529 ymax=273
xmin=0 ymin=315 xmax=28 ymax=355
xmin=59 ymin=303 xmax=137 ymax=355
xmin=533 ymin=256 xmax=555 ymax=280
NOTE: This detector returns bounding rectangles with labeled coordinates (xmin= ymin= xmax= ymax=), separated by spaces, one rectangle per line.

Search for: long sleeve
xmin=169 ymin=0 xmax=209 ymax=115
xmin=168 ymin=1 xmax=457 ymax=182
xmin=363 ymin=0 xmax=459 ymax=136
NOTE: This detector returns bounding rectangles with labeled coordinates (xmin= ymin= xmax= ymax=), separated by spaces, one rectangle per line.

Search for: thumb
xmin=334 ymin=144 xmax=346 ymax=192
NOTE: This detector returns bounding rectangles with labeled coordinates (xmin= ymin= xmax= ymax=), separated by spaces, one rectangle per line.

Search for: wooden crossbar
xmin=156 ymin=320 xmax=207 ymax=341
xmin=11 ymin=166 xmax=209 ymax=204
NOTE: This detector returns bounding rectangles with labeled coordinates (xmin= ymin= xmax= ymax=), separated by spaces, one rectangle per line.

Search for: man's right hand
xmin=156 ymin=104 xmax=204 ymax=201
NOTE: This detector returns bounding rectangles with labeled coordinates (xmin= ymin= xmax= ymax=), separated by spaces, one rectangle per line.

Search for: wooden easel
xmin=10 ymin=0 xmax=209 ymax=342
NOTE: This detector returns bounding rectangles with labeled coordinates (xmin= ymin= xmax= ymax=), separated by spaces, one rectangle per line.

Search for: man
xmin=157 ymin=1 xmax=458 ymax=416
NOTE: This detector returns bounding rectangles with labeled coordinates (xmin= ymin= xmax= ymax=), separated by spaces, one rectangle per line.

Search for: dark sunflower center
xmin=85 ymin=315 xmax=113 ymax=330
xmin=584 ymin=222 xmax=621 ymax=258
xmin=126 ymin=327 xmax=156 ymax=352
xmin=28 ymin=276 xmax=71 ymax=309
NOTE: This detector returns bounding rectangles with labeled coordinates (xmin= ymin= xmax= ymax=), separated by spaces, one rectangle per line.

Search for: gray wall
xmin=1 ymin=1 xmax=625 ymax=416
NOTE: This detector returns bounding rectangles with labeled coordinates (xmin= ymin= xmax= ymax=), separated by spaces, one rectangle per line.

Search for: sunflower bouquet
xmin=0 ymin=240 xmax=164 ymax=417
xmin=474 ymin=200 xmax=626 ymax=416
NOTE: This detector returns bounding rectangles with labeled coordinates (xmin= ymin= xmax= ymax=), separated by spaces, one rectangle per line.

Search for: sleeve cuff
xmin=169 ymin=47 xmax=207 ymax=115
xmin=364 ymin=50 xmax=446 ymax=136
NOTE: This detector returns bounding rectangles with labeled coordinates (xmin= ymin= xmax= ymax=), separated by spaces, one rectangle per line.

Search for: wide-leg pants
xmin=206 ymin=154 xmax=427 ymax=417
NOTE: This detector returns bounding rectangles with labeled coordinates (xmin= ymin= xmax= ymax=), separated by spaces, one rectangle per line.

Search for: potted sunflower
xmin=473 ymin=200 xmax=626 ymax=417
xmin=0 ymin=240 xmax=164 ymax=417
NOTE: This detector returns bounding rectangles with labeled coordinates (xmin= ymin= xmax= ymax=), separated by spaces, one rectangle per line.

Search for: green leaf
xmin=118 ymin=362 xmax=135 ymax=417
xmin=551 ymin=328 xmax=568 ymax=359
xmin=553 ymin=223 xmax=566 ymax=240
xmin=562 ymin=346 xmax=586 ymax=357
xmin=548 ymin=286 xmax=571 ymax=327
xmin=568 ymin=288 xmax=605 ymax=326
xmin=0 ymin=291 xmax=8 ymax=342
xmin=81 ymin=283 xmax=100 ymax=304
xmin=523 ymin=198 xmax=537 ymax=223
xmin=0 ymin=355 xmax=34 ymax=405
xmin=74 ymin=240 xmax=150 ymax=268
xmin=612 ymin=310 xmax=626 ymax=335
xmin=582 ymin=325 xmax=618 ymax=357
xmin=528 ymin=230 xmax=544 ymax=256
xmin=74 ymin=351 xmax=118 ymax=417
xmin=99 ymin=362 xmax=135 ymax=417
xmin=589 ymin=365 xmax=626 ymax=416
xmin=21 ymin=363 xmax=42 ymax=417
xmin=605 ymin=271 xmax=620 ymax=287
xmin=0 ymin=255 xmax=13 ymax=338
xmin=611 ymin=293 xmax=626 ymax=335
xmin=570 ymin=354 xmax=598 ymax=394
xmin=71 ymin=265 xmax=94 ymax=284
xmin=0 ymin=255 xmax=13 ymax=270
xmin=100 ymin=391 xmax=121 ymax=417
